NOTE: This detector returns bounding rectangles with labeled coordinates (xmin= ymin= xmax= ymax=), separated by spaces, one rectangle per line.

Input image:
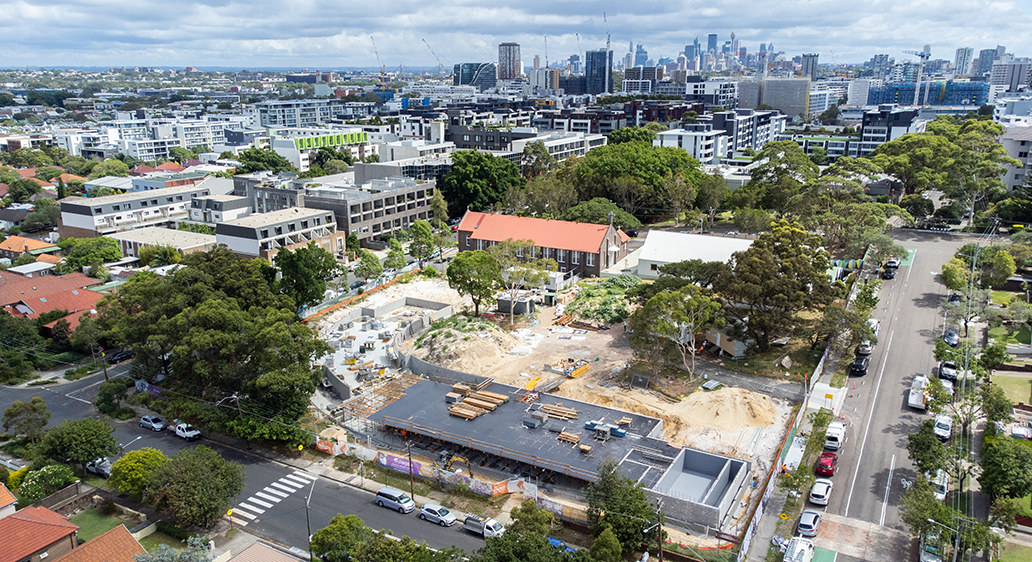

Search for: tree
xmin=2 ymin=397 xmax=50 ymax=443
xmin=586 ymin=459 xmax=655 ymax=552
xmin=36 ymin=418 xmax=118 ymax=476
xmin=714 ymin=221 xmax=838 ymax=351
xmin=487 ymin=239 xmax=556 ymax=324
xmin=808 ymin=147 xmax=828 ymax=166
xmin=447 ymin=250 xmax=501 ymax=316
xmin=818 ymin=104 xmax=841 ymax=124
xmin=168 ymin=147 xmax=193 ymax=163
xmin=95 ymin=378 xmax=134 ymax=414
xmin=979 ymin=340 xmax=1010 ymax=378
xmin=109 ymin=447 xmax=168 ymax=497
xmin=135 ymin=535 xmax=212 ymax=562
xmin=899 ymin=193 xmax=935 ymax=218
xmin=60 ymin=237 xmax=123 ymax=272
xmin=311 ymin=514 xmax=375 ymax=562
xmin=979 ymin=436 xmax=1032 ymax=498
xmin=695 ymin=172 xmax=730 ymax=215
xmin=900 ymin=478 xmax=956 ymax=539
xmin=944 ymin=120 xmax=1021 ymax=215
xmin=433 ymin=231 xmax=453 ymax=262
xmin=628 ymin=286 xmax=722 ymax=378
xmin=20 ymin=205 xmax=60 ymax=232
xmin=523 ymin=174 xmax=579 ymax=218
xmin=274 ymin=242 xmax=338 ymax=310
xmin=508 ymin=499 xmax=556 ymax=537
xmin=430 ymin=189 xmax=450 ymax=228
xmin=409 ymin=220 xmax=434 ymax=266
xmin=88 ymin=159 xmax=130 ymax=179
xmin=7 ymin=178 xmax=42 ymax=203
xmin=520 ymin=141 xmax=556 ymax=178
xmin=907 ymin=419 xmax=949 ymax=475
xmin=139 ymin=245 xmax=183 ymax=268
xmin=323 ymin=159 xmax=350 ymax=175
xmin=354 ymin=249 xmax=383 ymax=280
xmin=940 ymin=258 xmax=969 ymax=291
xmin=733 ymin=208 xmax=772 ymax=233
xmin=870 ymin=134 xmax=960 ymax=194
xmin=439 ymin=150 xmax=524 ymax=214
xmin=730 ymin=140 xmax=818 ymax=214
xmin=383 ymin=238 xmax=407 ymax=270
xmin=563 ymin=198 xmax=643 ymax=230
xmin=235 ymin=147 xmax=293 ymax=174
xmin=345 ymin=232 xmax=360 ymax=259
xmin=983 ymin=382 xmax=1014 ymax=427
xmin=608 ymin=126 xmax=657 ymax=145
xmin=145 ymin=445 xmax=245 ymax=528
xmin=590 ymin=526 xmax=623 ymax=562
xmin=17 ymin=465 xmax=77 ymax=504
xmin=661 ymin=172 xmax=696 ymax=227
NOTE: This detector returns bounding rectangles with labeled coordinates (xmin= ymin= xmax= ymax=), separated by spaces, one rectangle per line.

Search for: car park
xmin=943 ymin=328 xmax=960 ymax=347
xmin=848 ymin=355 xmax=870 ymax=376
xmin=418 ymin=503 xmax=457 ymax=526
xmin=797 ymin=509 xmax=823 ymax=537
xmin=938 ymin=361 xmax=958 ymax=381
xmin=139 ymin=415 xmax=166 ymax=431
xmin=816 ymin=452 xmax=838 ymax=476
xmin=808 ymin=478 xmax=834 ymax=505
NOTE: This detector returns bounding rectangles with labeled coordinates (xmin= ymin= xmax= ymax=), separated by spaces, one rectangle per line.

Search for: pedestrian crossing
xmin=229 ymin=470 xmax=318 ymax=527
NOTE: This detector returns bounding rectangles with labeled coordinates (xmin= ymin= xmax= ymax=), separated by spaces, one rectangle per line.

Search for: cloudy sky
xmin=2 ymin=0 xmax=1031 ymax=69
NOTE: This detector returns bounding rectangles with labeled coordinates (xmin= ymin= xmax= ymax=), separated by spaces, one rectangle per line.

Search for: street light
xmin=926 ymin=518 xmax=960 ymax=562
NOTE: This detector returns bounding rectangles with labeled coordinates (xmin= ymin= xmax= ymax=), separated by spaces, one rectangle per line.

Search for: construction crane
xmin=423 ymin=39 xmax=446 ymax=77
xmin=544 ymin=35 xmax=549 ymax=69
xmin=903 ymin=48 xmax=931 ymax=106
xmin=576 ymin=33 xmax=582 ymax=57
xmin=369 ymin=36 xmax=386 ymax=89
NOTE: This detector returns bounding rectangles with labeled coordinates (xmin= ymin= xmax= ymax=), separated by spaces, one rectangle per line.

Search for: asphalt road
xmin=825 ymin=231 xmax=972 ymax=530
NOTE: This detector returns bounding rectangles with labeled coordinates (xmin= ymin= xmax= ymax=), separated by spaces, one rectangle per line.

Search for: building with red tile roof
xmin=55 ymin=173 xmax=88 ymax=184
xmin=130 ymin=164 xmax=160 ymax=176
xmin=51 ymin=524 xmax=145 ymax=562
xmin=456 ymin=211 xmax=629 ymax=278
xmin=0 ymin=236 xmax=60 ymax=259
xmin=25 ymin=177 xmax=55 ymax=189
xmin=0 ymin=483 xmax=17 ymax=519
xmin=16 ymin=168 xmax=38 ymax=179
xmin=156 ymin=161 xmax=186 ymax=173
xmin=0 ymin=506 xmax=79 ymax=562
xmin=35 ymin=253 xmax=64 ymax=265
xmin=0 ymin=271 xmax=104 ymax=332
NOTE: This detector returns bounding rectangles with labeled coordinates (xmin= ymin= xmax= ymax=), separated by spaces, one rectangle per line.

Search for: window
xmin=476 ymin=239 xmax=484 ymax=250
xmin=557 ymin=249 xmax=565 ymax=262
xmin=516 ymin=246 xmax=524 ymax=257
xmin=466 ymin=236 xmax=471 ymax=248
xmin=587 ymin=253 xmax=595 ymax=266
xmin=651 ymin=263 xmax=658 ymax=270
xmin=112 ymin=205 xmax=120 ymax=211
xmin=260 ymin=229 xmax=269 ymax=238
xmin=543 ymin=248 xmax=550 ymax=259
xmin=141 ymin=201 xmax=148 ymax=207
xmin=93 ymin=208 xmax=102 ymax=214
xmin=572 ymin=251 xmax=579 ymax=265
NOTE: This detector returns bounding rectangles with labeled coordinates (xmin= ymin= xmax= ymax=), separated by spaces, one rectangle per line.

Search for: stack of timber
xmin=540 ymin=403 xmax=580 ymax=421
xmin=448 ymin=402 xmax=487 ymax=420
xmin=553 ymin=314 xmax=573 ymax=326
xmin=557 ymin=431 xmax=581 ymax=444
xmin=462 ymin=390 xmax=509 ymax=411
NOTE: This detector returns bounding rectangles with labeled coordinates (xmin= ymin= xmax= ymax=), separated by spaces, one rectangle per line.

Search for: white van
xmin=931 ymin=470 xmax=949 ymax=502
xmin=825 ymin=421 xmax=846 ymax=450
xmin=375 ymin=486 xmax=416 ymax=513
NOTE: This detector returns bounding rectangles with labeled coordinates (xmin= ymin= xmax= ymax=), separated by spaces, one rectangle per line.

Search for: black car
xmin=881 ymin=267 xmax=896 ymax=279
xmin=849 ymin=355 xmax=870 ymax=376
xmin=947 ymin=293 xmax=962 ymax=306
xmin=106 ymin=350 xmax=133 ymax=364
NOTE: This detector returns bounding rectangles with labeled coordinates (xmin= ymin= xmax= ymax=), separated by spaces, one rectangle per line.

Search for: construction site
xmin=312 ymin=277 xmax=794 ymax=535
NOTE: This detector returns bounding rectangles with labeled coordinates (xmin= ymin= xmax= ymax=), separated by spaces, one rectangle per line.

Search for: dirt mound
xmin=678 ymin=387 xmax=778 ymax=430
xmin=406 ymin=329 xmax=521 ymax=374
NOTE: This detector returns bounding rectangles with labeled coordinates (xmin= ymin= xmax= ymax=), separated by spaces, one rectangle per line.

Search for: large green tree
xmin=608 ymin=127 xmax=657 ymax=145
xmin=870 ymin=134 xmax=960 ymax=194
xmin=520 ymin=140 xmax=556 ymax=178
xmin=354 ymin=249 xmax=383 ymax=280
xmin=235 ymin=147 xmax=294 ymax=174
xmin=36 ymin=418 xmax=118 ymax=476
xmin=274 ymin=241 xmax=339 ymax=310
xmin=439 ymin=150 xmax=524 ymax=214
xmin=88 ymin=159 xmax=130 ymax=179
xmin=586 ymin=459 xmax=655 ymax=553
xmin=409 ymin=219 xmax=435 ymax=266
xmin=730 ymin=140 xmax=818 ymax=214
xmin=563 ymin=197 xmax=643 ymax=230
xmin=2 ymin=397 xmax=50 ymax=443
xmin=109 ymin=447 xmax=168 ymax=497
xmin=979 ymin=436 xmax=1032 ymax=498
xmin=59 ymin=236 xmax=123 ymax=272
xmin=713 ymin=221 xmax=839 ymax=351
xmin=145 ymin=445 xmax=245 ymax=528
xmin=907 ymin=419 xmax=949 ymax=476
xmin=446 ymin=250 xmax=501 ymax=316
xmin=487 ymin=239 xmax=556 ymax=323
xmin=627 ymin=286 xmax=722 ymax=378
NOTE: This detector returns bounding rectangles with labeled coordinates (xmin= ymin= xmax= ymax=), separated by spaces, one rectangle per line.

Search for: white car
xmin=86 ymin=458 xmax=112 ymax=478
xmin=933 ymin=414 xmax=953 ymax=442
xmin=809 ymin=478 xmax=834 ymax=506
xmin=418 ymin=503 xmax=457 ymax=526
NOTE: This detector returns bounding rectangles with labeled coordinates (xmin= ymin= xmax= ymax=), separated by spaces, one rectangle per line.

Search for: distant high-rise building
xmin=978 ymin=48 xmax=999 ymax=75
xmin=707 ymin=34 xmax=718 ymax=53
xmin=634 ymin=44 xmax=648 ymax=67
xmin=759 ymin=43 xmax=767 ymax=54
xmin=585 ymin=49 xmax=613 ymax=94
xmin=629 ymin=41 xmax=634 ymax=54
xmin=871 ymin=54 xmax=891 ymax=78
xmin=990 ymin=57 xmax=1032 ymax=92
xmin=730 ymin=31 xmax=739 ymax=58
xmin=498 ymin=43 xmax=521 ymax=80
xmin=954 ymin=47 xmax=974 ymax=75
xmin=569 ymin=54 xmax=581 ymax=74
xmin=533 ymin=55 xmax=541 ymax=70
xmin=801 ymin=53 xmax=819 ymax=77
xmin=677 ymin=54 xmax=687 ymax=71
xmin=768 ymin=42 xmax=775 ymax=54
xmin=623 ymin=52 xmax=633 ymax=70
xmin=453 ymin=62 xmax=497 ymax=91
xmin=998 ymin=45 xmax=1007 ymax=57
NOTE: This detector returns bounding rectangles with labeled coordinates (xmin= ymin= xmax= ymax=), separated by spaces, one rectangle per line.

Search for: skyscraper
xmin=954 ymin=47 xmax=974 ymax=75
xmin=533 ymin=55 xmax=541 ymax=70
xmin=759 ymin=43 xmax=767 ymax=54
xmin=707 ymin=34 xmax=718 ymax=54
xmin=453 ymin=62 xmax=497 ymax=91
xmin=801 ymin=53 xmax=819 ymax=77
xmin=634 ymin=44 xmax=648 ymax=67
xmin=498 ymin=43 xmax=521 ymax=80
xmin=585 ymin=48 xmax=613 ymax=94
xmin=978 ymin=48 xmax=998 ymax=75
xmin=569 ymin=54 xmax=581 ymax=74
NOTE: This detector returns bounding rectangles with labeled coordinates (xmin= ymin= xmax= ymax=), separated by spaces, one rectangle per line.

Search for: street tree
xmin=900 ymin=478 xmax=956 ymax=539
xmin=586 ymin=459 xmax=655 ymax=552
xmin=940 ymin=258 xmax=969 ymax=292
xmin=695 ymin=172 xmax=730 ymax=217
xmin=907 ymin=419 xmax=949 ymax=475
xmin=507 ymin=499 xmax=556 ymax=537
xmin=446 ymin=250 xmax=501 ymax=316
xmin=145 ymin=445 xmax=245 ymax=528
xmin=345 ymin=232 xmax=360 ymax=259
xmin=563 ymin=198 xmax=643 ymax=230
xmin=109 ymin=447 xmax=168 ymax=497
xmin=590 ymin=526 xmax=623 ymax=562
xmin=713 ymin=221 xmax=839 ymax=351
xmin=869 ymin=134 xmax=960 ymax=194
xmin=945 ymin=120 xmax=1021 ymax=214
xmin=2 ymin=397 xmax=50 ymax=443
xmin=383 ymin=238 xmax=407 ymax=270
xmin=520 ymin=140 xmax=556 ymax=178
xmin=134 ymin=536 xmax=212 ymax=562
xmin=36 ymin=418 xmax=118 ymax=476
xmin=628 ymin=286 xmax=722 ymax=379
xmin=439 ymin=150 xmax=524 ymax=214
xmin=274 ymin=242 xmax=339 ymax=310
xmin=430 ymin=189 xmax=449 ymax=228
xmin=979 ymin=436 xmax=1032 ymax=498
xmin=409 ymin=219 xmax=435 ymax=266
xmin=733 ymin=208 xmax=772 ymax=233
xmin=311 ymin=514 xmax=375 ymax=562
xmin=354 ymin=249 xmax=383 ymax=280
xmin=982 ymin=382 xmax=1014 ymax=427
xmin=433 ymin=231 xmax=453 ymax=263
xmin=487 ymin=239 xmax=556 ymax=324
xmin=899 ymin=193 xmax=935 ymax=218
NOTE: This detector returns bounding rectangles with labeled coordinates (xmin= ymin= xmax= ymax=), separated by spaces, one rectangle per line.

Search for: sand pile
xmin=678 ymin=387 xmax=778 ymax=430
xmin=406 ymin=329 xmax=521 ymax=374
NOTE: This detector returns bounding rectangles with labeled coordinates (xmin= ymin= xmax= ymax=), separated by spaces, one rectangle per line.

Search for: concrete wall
xmin=404 ymin=355 xmax=489 ymax=386
xmin=647 ymin=448 xmax=751 ymax=532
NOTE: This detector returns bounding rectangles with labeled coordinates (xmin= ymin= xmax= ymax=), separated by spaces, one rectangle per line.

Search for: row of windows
xmin=94 ymin=191 xmax=208 ymax=214
xmin=465 ymin=238 xmax=595 ymax=266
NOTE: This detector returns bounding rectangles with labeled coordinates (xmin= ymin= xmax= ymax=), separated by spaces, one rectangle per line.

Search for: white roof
xmin=638 ymin=231 xmax=754 ymax=265
xmin=107 ymin=226 xmax=216 ymax=249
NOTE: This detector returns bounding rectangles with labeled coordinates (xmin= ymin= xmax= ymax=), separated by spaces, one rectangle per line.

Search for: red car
xmin=816 ymin=452 xmax=838 ymax=476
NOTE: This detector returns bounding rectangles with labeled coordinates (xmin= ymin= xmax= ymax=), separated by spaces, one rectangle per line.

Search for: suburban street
xmin=826 ymin=230 xmax=977 ymax=529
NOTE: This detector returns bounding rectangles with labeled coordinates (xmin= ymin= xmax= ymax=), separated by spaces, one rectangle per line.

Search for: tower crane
xmin=369 ymin=36 xmax=386 ymax=89
xmin=576 ymin=33 xmax=582 ymax=57
xmin=423 ymin=39 xmax=446 ymax=77
xmin=544 ymin=35 xmax=549 ymax=69
xmin=903 ymin=48 xmax=931 ymax=106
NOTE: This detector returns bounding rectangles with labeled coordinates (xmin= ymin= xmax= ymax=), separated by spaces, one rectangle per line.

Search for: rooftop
xmin=639 ymin=231 xmax=754 ymax=265
xmin=63 ymin=183 xmax=213 ymax=206
xmin=51 ymin=525 xmax=145 ymax=562
xmin=220 ymin=207 xmax=333 ymax=229
xmin=108 ymin=226 xmax=217 ymax=248
xmin=0 ymin=483 xmax=16 ymax=510
xmin=0 ymin=236 xmax=60 ymax=254
xmin=0 ymin=506 xmax=79 ymax=562
xmin=458 ymin=212 xmax=624 ymax=254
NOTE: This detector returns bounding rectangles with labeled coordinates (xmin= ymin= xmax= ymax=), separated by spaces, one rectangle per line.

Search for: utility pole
xmin=305 ymin=478 xmax=316 ymax=558
xmin=407 ymin=438 xmax=416 ymax=501
xmin=655 ymin=499 xmax=664 ymax=562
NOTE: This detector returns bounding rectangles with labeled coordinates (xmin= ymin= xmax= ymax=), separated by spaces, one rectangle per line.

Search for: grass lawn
xmin=1001 ymin=541 xmax=1032 ymax=562
xmin=138 ymin=531 xmax=186 ymax=552
xmin=992 ymin=290 xmax=1022 ymax=306
xmin=992 ymin=375 xmax=1032 ymax=405
xmin=988 ymin=326 xmax=1031 ymax=345
xmin=69 ymin=509 xmax=124 ymax=542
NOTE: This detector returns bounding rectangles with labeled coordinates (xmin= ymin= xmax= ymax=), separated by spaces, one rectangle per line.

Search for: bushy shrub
xmin=0 ymin=465 xmax=9 ymax=487
xmin=156 ymin=521 xmax=196 ymax=541
xmin=17 ymin=464 xmax=76 ymax=504
xmin=7 ymin=467 xmax=29 ymax=489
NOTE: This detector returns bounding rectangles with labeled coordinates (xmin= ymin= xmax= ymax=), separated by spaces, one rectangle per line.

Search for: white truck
xmin=172 ymin=419 xmax=201 ymax=441
xmin=909 ymin=376 xmax=929 ymax=410
xmin=463 ymin=514 xmax=505 ymax=538
xmin=784 ymin=537 xmax=815 ymax=562
xmin=824 ymin=421 xmax=846 ymax=450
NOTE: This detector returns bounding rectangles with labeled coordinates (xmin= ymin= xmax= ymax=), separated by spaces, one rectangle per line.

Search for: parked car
xmin=816 ymin=452 xmax=838 ymax=476
xmin=173 ymin=420 xmax=200 ymax=441
xmin=881 ymin=267 xmax=896 ymax=280
xmin=451 ymin=224 xmax=460 ymax=232
xmin=947 ymin=293 xmax=962 ymax=306
xmin=350 ymin=280 xmax=365 ymax=290
xmin=726 ymin=230 xmax=740 ymax=236
xmin=107 ymin=350 xmax=133 ymax=364
xmin=933 ymin=414 xmax=953 ymax=442
xmin=943 ymin=328 xmax=960 ymax=347
xmin=809 ymin=478 xmax=834 ymax=506
xmin=938 ymin=361 xmax=958 ymax=381
xmin=849 ymin=355 xmax=870 ymax=376
xmin=548 ymin=537 xmax=576 ymax=554
xmin=855 ymin=340 xmax=874 ymax=356
xmin=463 ymin=514 xmax=505 ymax=538
xmin=824 ymin=421 xmax=846 ymax=450
xmin=419 ymin=504 xmax=457 ymax=526
xmin=885 ymin=257 xmax=902 ymax=269
xmin=375 ymin=486 xmax=415 ymax=513
xmin=86 ymin=458 xmax=112 ymax=478
xmin=797 ymin=509 xmax=823 ymax=537
xmin=139 ymin=415 xmax=166 ymax=431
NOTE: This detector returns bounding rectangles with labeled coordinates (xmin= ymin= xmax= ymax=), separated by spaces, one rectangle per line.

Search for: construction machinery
xmin=370 ymin=36 xmax=387 ymax=89
xmin=903 ymin=46 xmax=931 ymax=106
xmin=423 ymin=39 xmax=447 ymax=78
xmin=437 ymin=453 xmax=475 ymax=478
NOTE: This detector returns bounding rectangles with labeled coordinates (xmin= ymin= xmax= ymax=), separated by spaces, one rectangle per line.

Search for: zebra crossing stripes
xmin=228 ymin=471 xmax=319 ymax=526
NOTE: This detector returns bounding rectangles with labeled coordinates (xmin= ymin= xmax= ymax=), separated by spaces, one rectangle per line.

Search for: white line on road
xmin=238 ymin=502 xmax=265 ymax=515
xmin=256 ymin=491 xmax=280 ymax=503
xmin=263 ymin=486 xmax=289 ymax=498
xmin=292 ymin=471 xmax=317 ymax=481
xmin=248 ymin=496 xmax=274 ymax=509
xmin=905 ymin=249 xmax=917 ymax=283
xmin=271 ymin=482 xmax=297 ymax=493
xmin=880 ymin=454 xmax=896 ymax=526
xmin=282 ymin=474 xmax=311 ymax=487
xmin=233 ymin=508 xmax=257 ymax=520
xmin=228 ymin=516 xmax=250 ymax=527
xmin=844 ymin=329 xmax=894 ymax=518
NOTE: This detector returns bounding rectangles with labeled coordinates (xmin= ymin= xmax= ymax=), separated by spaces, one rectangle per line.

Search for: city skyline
xmin=1 ymin=0 xmax=1031 ymax=69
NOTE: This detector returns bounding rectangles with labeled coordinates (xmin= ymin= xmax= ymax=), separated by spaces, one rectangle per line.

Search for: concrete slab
xmin=809 ymin=383 xmax=846 ymax=416
xmin=811 ymin=512 xmax=912 ymax=562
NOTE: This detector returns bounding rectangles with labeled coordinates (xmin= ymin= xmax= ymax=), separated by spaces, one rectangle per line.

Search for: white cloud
xmin=0 ymin=0 xmax=1029 ymax=67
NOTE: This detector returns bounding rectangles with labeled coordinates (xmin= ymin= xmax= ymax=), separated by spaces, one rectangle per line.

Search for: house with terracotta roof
xmin=156 ymin=161 xmax=186 ymax=173
xmin=51 ymin=524 xmax=145 ymax=562
xmin=0 ymin=483 xmax=17 ymax=519
xmin=0 ymin=235 xmax=61 ymax=260
xmin=0 ymin=271 xmax=103 ymax=332
xmin=0 ymin=506 xmax=80 ymax=562
xmin=456 ymin=211 xmax=629 ymax=278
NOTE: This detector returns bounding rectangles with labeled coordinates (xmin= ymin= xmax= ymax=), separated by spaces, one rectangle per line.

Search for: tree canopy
xmin=235 ymin=147 xmax=294 ymax=174
xmin=274 ymin=242 xmax=338 ymax=310
xmin=440 ymin=150 xmax=524 ymax=215
xmin=144 ymin=445 xmax=245 ymax=528
xmin=447 ymin=250 xmax=501 ymax=316
xmin=563 ymin=198 xmax=643 ymax=230
xmin=36 ymin=418 xmax=118 ymax=475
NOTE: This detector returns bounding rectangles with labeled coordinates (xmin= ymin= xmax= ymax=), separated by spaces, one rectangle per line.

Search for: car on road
xmin=375 ymin=486 xmax=415 ymax=513
xmin=824 ymin=421 xmax=846 ymax=450
xmin=726 ymin=230 xmax=740 ymax=236
xmin=350 ymin=280 xmax=365 ymax=290
xmin=808 ymin=478 xmax=834 ymax=506
xmin=943 ymin=328 xmax=960 ymax=347
xmin=855 ymin=340 xmax=873 ymax=355
xmin=419 ymin=503 xmax=457 ymax=526
xmin=947 ymin=293 xmax=962 ymax=306
xmin=451 ymin=224 xmax=460 ymax=232
xmin=797 ymin=509 xmax=823 ymax=537
xmin=938 ymin=361 xmax=958 ymax=381
xmin=933 ymin=414 xmax=953 ymax=442
xmin=886 ymin=256 xmax=902 ymax=269
xmin=86 ymin=458 xmax=112 ymax=478
xmin=106 ymin=350 xmax=133 ymax=364
xmin=849 ymin=355 xmax=870 ymax=376
xmin=816 ymin=452 xmax=838 ymax=476
xmin=173 ymin=420 xmax=200 ymax=441
xmin=882 ymin=267 xmax=896 ymax=279
xmin=139 ymin=415 xmax=166 ymax=431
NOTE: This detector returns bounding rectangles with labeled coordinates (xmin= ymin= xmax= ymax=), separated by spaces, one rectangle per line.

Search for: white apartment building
xmin=1001 ymin=127 xmax=1032 ymax=191
xmin=654 ymin=125 xmax=729 ymax=164
xmin=379 ymin=139 xmax=455 ymax=162
xmin=684 ymin=78 xmax=739 ymax=109
xmin=244 ymin=99 xmax=360 ymax=128
xmin=173 ymin=120 xmax=226 ymax=148
xmin=405 ymin=83 xmax=478 ymax=101
xmin=188 ymin=194 xmax=252 ymax=225
xmin=510 ymin=131 xmax=608 ymax=162
xmin=808 ymin=83 xmax=849 ymax=118
xmin=268 ymin=127 xmax=378 ymax=172
xmin=108 ymin=227 xmax=217 ymax=258
xmin=215 ymin=207 xmax=344 ymax=260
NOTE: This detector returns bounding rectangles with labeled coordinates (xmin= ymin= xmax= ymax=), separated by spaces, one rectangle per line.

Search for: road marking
xmin=282 ymin=474 xmax=311 ymax=487
xmin=248 ymin=496 xmax=274 ymax=509
xmin=844 ymin=329 xmax=894 ymax=518
xmin=905 ymin=250 xmax=917 ymax=283
xmin=238 ymin=502 xmax=265 ymax=515
xmin=233 ymin=508 xmax=257 ymax=520
xmin=256 ymin=491 xmax=281 ymax=503
xmin=880 ymin=454 xmax=895 ymax=526
xmin=264 ymin=486 xmax=289 ymax=498
xmin=271 ymin=482 xmax=298 ymax=493
xmin=229 ymin=516 xmax=250 ymax=527
xmin=292 ymin=471 xmax=317 ymax=481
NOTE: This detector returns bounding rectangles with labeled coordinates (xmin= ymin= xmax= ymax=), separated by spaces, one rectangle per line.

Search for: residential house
xmin=51 ymin=525 xmax=145 ymax=562
xmin=456 ymin=212 xmax=630 ymax=278
xmin=0 ymin=506 xmax=79 ymax=562
xmin=0 ymin=271 xmax=104 ymax=332
xmin=0 ymin=236 xmax=60 ymax=260
xmin=0 ymin=483 xmax=16 ymax=519
xmin=0 ymin=208 xmax=30 ymax=231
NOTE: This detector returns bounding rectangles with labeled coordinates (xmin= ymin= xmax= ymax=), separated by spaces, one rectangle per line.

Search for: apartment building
xmin=683 ymin=77 xmax=739 ymax=109
xmin=108 ymin=227 xmax=218 ymax=258
xmin=654 ymin=124 xmax=729 ymax=164
xmin=268 ymin=127 xmax=377 ymax=172
xmin=215 ymin=207 xmax=344 ymax=260
xmin=857 ymin=104 xmax=924 ymax=157
xmin=776 ymin=132 xmax=860 ymax=160
xmin=1000 ymin=127 xmax=1032 ymax=191
xmin=188 ymin=194 xmax=252 ymax=224
xmin=244 ymin=99 xmax=357 ymax=127
xmin=303 ymin=177 xmax=436 ymax=243
xmin=704 ymin=109 xmax=787 ymax=154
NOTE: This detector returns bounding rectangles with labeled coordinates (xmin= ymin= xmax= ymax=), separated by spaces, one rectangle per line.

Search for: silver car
xmin=797 ymin=509 xmax=822 ymax=537
xmin=139 ymin=415 xmax=166 ymax=431
xmin=86 ymin=458 xmax=112 ymax=478
xmin=419 ymin=503 xmax=457 ymax=526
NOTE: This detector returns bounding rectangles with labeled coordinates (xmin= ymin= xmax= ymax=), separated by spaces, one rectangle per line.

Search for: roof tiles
xmin=52 ymin=524 xmax=145 ymax=562
xmin=0 ymin=506 xmax=79 ymax=562
xmin=458 ymin=211 xmax=620 ymax=254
